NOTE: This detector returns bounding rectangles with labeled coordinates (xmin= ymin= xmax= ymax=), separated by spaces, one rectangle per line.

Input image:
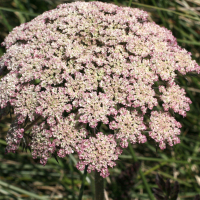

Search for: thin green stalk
xmin=78 ymin=165 xmax=88 ymax=200
xmin=128 ymin=143 xmax=155 ymax=200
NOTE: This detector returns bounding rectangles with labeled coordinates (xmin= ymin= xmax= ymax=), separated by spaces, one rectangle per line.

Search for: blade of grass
xmin=178 ymin=20 xmax=200 ymax=38
xmin=180 ymin=135 xmax=200 ymax=143
xmin=14 ymin=0 xmax=27 ymax=11
xmin=137 ymin=161 xmax=167 ymax=179
xmin=176 ymin=0 xmax=200 ymax=19
xmin=0 ymin=7 xmax=39 ymax=16
xmin=177 ymin=39 xmax=200 ymax=45
xmin=128 ymin=0 xmax=133 ymax=7
xmin=151 ymin=0 xmax=167 ymax=27
xmin=128 ymin=1 xmax=200 ymax=21
xmin=4 ymin=189 xmax=24 ymax=200
xmin=178 ymin=142 xmax=197 ymax=151
xmin=128 ymin=143 xmax=155 ymax=200
xmin=14 ymin=0 xmax=27 ymax=24
xmin=174 ymin=0 xmax=182 ymax=39
xmin=119 ymin=155 xmax=190 ymax=164
xmin=157 ymin=171 xmax=192 ymax=187
xmin=191 ymin=77 xmax=200 ymax=88
xmin=0 ymin=180 xmax=48 ymax=200
xmin=186 ymin=0 xmax=200 ymax=6
xmin=173 ymin=25 xmax=195 ymax=41
xmin=0 ymin=188 xmax=9 ymax=195
xmin=0 ymin=10 xmax=12 ymax=31
xmin=14 ymin=12 xmax=26 ymax=24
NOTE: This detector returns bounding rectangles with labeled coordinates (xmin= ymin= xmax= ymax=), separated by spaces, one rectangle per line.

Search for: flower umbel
xmin=76 ymin=132 xmax=122 ymax=178
xmin=0 ymin=1 xmax=199 ymax=177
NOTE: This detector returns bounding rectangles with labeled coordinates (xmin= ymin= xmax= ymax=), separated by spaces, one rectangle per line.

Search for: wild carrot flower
xmin=0 ymin=1 xmax=199 ymax=177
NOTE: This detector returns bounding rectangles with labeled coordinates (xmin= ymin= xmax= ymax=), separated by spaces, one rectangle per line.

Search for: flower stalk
xmin=95 ymin=170 xmax=105 ymax=200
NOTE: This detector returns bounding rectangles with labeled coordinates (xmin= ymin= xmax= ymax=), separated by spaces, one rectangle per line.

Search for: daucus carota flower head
xmin=0 ymin=1 xmax=199 ymax=177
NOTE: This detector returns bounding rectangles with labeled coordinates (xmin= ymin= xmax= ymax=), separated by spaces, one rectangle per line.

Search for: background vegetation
xmin=0 ymin=0 xmax=200 ymax=199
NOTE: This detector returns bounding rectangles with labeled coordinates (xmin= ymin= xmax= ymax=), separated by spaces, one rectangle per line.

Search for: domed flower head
xmin=0 ymin=1 xmax=199 ymax=177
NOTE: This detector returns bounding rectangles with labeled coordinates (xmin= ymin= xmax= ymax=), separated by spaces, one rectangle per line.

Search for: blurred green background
xmin=0 ymin=0 xmax=200 ymax=199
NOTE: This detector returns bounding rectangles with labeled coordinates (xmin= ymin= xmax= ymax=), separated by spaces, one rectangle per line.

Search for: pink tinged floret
xmin=36 ymin=86 xmax=72 ymax=119
xmin=16 ymin=128 xmax=24 ymax=139
xmin=149 ymin=111 xmax=181 ymax=149
xmin=110 ymin=108 xmax=147 ymax=148
xmin=13 ymin=84 xmax=39 ymax=122
xmin=5 ymin=119 xmax=24 ymax=153
xmin=47 ymin=116 xmax=56 ymax=126
xmin=159 ymin=82 xmax=192 ymax=117
xmin=50 ymin=113 xmax=88 ymax=158
xmin=78 ymin=92 xmax=116 ymax=128
xmin=30 ymin=123 xmax=55 ymax=165
xmin=0 ymin=72 xmax=19 ymax=109
xmin=76 ymin=132 xmax=122 ymax=178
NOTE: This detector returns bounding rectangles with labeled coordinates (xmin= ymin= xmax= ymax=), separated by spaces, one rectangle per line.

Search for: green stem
xmin=78 ymin=165 xmax=88 ymax=200
xmin=95 ymin=170 xmax=104 ymax=200
xmin=128 ymin=143 xmax=155 ymax=200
